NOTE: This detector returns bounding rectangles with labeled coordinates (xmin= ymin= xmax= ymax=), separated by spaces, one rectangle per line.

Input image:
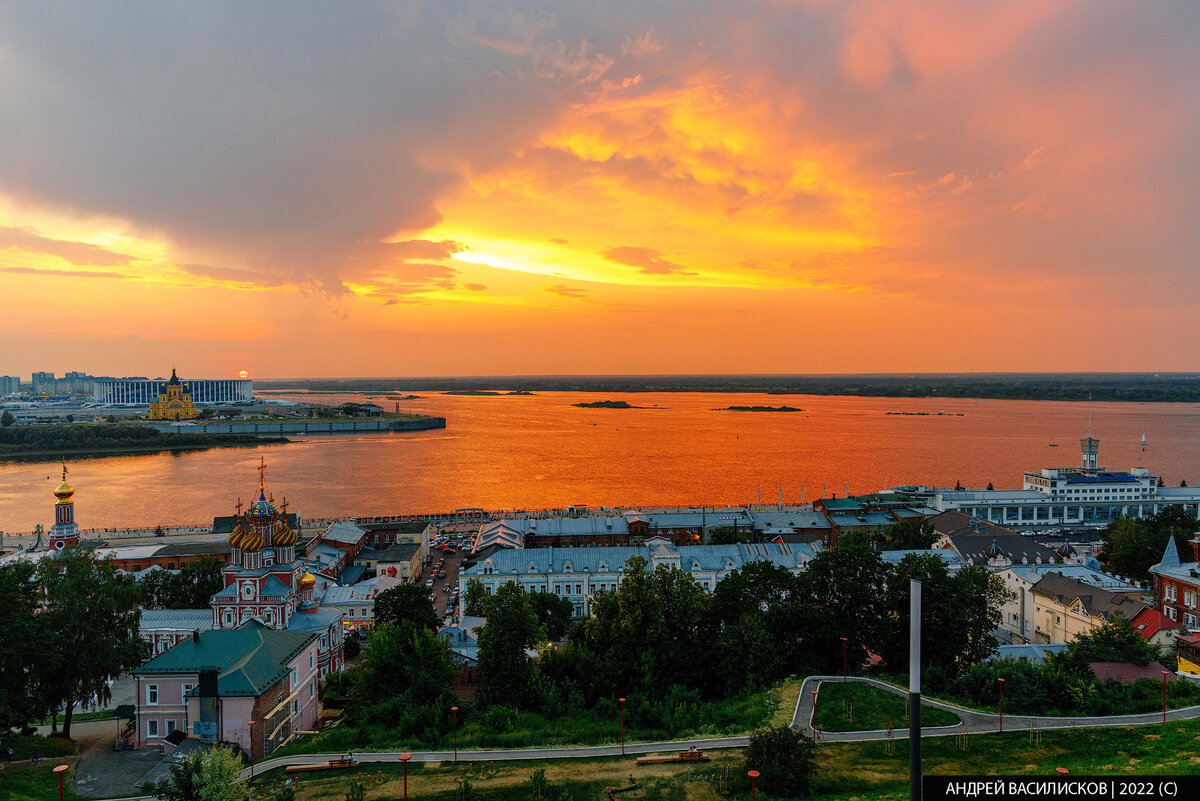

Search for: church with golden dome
xmin=48 ymin=460 xmax=81 ymax=551
xmin=148 ymin=368 xmax=198 ymax=420
xmin=207 ymin=459 xmax=344 ymax=675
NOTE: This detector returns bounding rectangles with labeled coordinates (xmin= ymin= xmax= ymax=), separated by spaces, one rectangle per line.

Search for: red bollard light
xmin=618 ymin=697 xmax=626 ymax=756
xmin=53 ymin=764 xmax=69 ymax=801
xmin=399 ymin=753 xmax=411 ymax=801
xmin=747 ymin=769 xmax=760 ymax=801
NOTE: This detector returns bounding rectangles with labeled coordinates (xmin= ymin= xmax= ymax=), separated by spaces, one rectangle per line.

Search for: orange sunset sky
xmin=1 ymin=2 xmax=1198 ymax=379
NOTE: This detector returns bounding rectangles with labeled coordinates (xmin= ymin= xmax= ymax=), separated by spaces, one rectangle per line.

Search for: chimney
xmin=192 ymin=629 xmax=200 ymax=643
xmin=1191 ymin=537 xmax=1200 ymax=564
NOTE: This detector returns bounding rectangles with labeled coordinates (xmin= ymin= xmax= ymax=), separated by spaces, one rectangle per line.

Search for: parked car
xmin=438 ymin=570 xmax=447 ymax=578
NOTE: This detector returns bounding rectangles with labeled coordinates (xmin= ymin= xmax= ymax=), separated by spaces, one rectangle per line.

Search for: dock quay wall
xmin=147 ymin=417 xmax=446 ymax=435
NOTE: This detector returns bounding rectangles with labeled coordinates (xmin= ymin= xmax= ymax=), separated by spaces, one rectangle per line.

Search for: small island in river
xmin=715 ymin=405 xmax=803 ymax=412
xmin=574 ymin=400 xmax=644 ymax=409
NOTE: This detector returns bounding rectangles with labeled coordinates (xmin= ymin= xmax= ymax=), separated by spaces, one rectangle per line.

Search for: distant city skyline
xmin=2 ymin=2 xmax=1199 ymax=377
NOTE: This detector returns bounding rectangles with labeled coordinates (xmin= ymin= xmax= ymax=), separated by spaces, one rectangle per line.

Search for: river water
xmin=1 ymin=392 xmax=1198 ymax=533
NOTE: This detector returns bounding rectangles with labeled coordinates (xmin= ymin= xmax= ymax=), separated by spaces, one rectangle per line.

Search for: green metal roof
xmin=132 ymin=620 xmax=317 ymax=697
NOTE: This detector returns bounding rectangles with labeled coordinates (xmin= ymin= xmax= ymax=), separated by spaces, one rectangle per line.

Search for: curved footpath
xmin=792 ymin=675 xmax=1200 ymax=743
xmin=88 ymin=676 xmax=1200 ymax=801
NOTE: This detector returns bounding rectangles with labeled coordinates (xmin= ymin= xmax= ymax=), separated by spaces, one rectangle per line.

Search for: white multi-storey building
xmin=457 ymin=540 xmax=824 ymax=618
xmin=918 ymin=431 xmax=1200 ymax=527
xmin=92 ymin=376 xmax=253 ymax=405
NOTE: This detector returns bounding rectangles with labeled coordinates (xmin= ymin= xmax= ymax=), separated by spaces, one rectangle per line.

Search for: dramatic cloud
xmin=546 ymin=284 xmax=588 ymax=299
xmin=3 ymin=265 xmax=133 ymax=279
xmin=0 ymin=226 xmax=137 ymax=266
xmin=178 ymin=263 xmax=291 ymax=289
xmin=2 ymin=1 xmax=1199 ymax=375
xmin=603 ymin=246 xmax=693 ymax=275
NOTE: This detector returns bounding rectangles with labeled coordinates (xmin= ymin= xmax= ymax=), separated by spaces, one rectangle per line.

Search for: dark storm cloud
xmin=0 ymin=2 xmax=579 ymax=287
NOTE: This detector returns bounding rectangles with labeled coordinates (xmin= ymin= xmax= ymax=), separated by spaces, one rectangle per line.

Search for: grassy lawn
xmin=251 ymin=716 xmax=1200 ymax=801
xmin=0 ymin=736 xmax=81 ymax=801
xmin=273 ymin=685 xmax=785 ymax=758
xmin=815 ymin=682 xmax=959 ymax=732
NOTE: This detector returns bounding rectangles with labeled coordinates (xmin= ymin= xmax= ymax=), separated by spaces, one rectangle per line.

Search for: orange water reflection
xmin=1 ymin=392 xmax=1198 ymax=532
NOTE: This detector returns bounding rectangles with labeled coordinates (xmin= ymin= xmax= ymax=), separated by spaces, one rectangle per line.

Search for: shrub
xmin=744 ymin=724 xmax=817 ymax=797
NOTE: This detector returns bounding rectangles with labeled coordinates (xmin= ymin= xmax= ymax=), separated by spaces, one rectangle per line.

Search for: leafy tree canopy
xmin=477 ymin=583 xmax=544 ymax=708
xmin=374 ymin=583 xmax=440 ymax=632
xmin=153 ymin=744 xmax=247 ymax=801
xmin=744 ymin=725 xmax=817 ymax=797
xmin=37 ymin=549 xmax=147 ymax=738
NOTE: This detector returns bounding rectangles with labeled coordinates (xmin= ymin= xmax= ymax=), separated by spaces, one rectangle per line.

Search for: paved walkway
xmin=88 ymin=675 xmax=1200 ymax=801
xmin=791 ymin=675 xmax=1200 ymax=742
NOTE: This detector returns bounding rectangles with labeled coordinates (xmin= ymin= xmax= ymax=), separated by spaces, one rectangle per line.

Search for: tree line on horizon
xmin=255 ymin=373 xmax=1200 ymax=403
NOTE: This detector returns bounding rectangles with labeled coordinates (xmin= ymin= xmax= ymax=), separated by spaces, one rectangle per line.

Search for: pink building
xmin=131 ymin=622 xmax=320 ymax=760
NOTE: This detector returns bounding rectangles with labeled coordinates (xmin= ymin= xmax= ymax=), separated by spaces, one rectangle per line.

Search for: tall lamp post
xmin=247 ymin=719 xmax=256 ymax=778
xmin=747 ymin=770 xmax=759 ymax=801
xmin=399 ymin=753 xmax=412 ymax=801
xmin=451 ymin=706 xmax=459 ymax=763
xmin=841 ymin=637 xmax=848 ymax=682
xmin=996 ymin=679 xmax=1005 ymax=733
xmin=53 ymin=764 xmax=69 ymax=801
xmin=618 ymin=697 xmax=626 ymax=756
xmin=1161 ymin=671 xmax=1169 ymax=724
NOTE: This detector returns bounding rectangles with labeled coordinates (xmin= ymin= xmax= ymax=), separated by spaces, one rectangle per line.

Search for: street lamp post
xmin=451 ymin=706 xmax=459 ymax=763
xmin=247 ymin=719 xmax=256 ymax=778
xmin=1162 ymin=671 xmax=1169 ymax=724
xmin=53 ymin=764 xmax=68 ymax=801
xmin=747 ymin=770 xmax=760 ymax=801
xmin=841 ymin=637 xmax=848 ymax=682
xmin=618 ymin=698 xmax=626 ymax=756
xmin=399 ymin=753 xmax=412 ymax=801
xmin=997 ymin=679 xmax=1005 ymax=733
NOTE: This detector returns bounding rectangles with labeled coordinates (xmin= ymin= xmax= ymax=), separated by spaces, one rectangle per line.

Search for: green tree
xmin=1100 ymin=511 xmax=1195 ymax=582
xmin=578 ymin=557 xmax=710 ymax=695
xmin=708 ymin=525 xmax=746 ymax=545
xmin=37 ymin=549 xmax=147 ymax=738
xmin=743 ymin=725 xmax=817 ymax=797
xmin=706 ymin=561 xmax=804 ymax=691
xmin=477 ymin=583 xmax=544 ymax=707
xmin=795 ymin=546 xmax=890 ymax=675
xmin=527 ymin=591 xmax=575 ymax=640
xmin=153 ymin=744 xmax=247 ymax=801
xmin=345 ymin=621 xmax=457 ymax=733
xmin=140 ymin=557 xmax=224 ymax=609
xmin=0 ymin=562 xmax=52 ymax=729
xmin=0 ymin=410 xmax=14 ymax=427
xmin=879 ymin=555 xmax=1009 ymax=673
xmin=879 ymin=518 xmax=938 ymax=550
xmin=1066 ymin=613 xmax=1161 ymax=667
xmin=463 ymin=577 xmax=490 ymax=617
xmin=374 ymin=583 xmax=440 ymax=631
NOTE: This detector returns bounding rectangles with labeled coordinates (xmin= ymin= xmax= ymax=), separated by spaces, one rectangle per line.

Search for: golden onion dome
xmin=299 ymin=569 xmax=316 ymax=590
xmin=53 ymin=461 xmax=74 ymax=505
xmin=54 ymin=479 xmax=74 ymax=505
